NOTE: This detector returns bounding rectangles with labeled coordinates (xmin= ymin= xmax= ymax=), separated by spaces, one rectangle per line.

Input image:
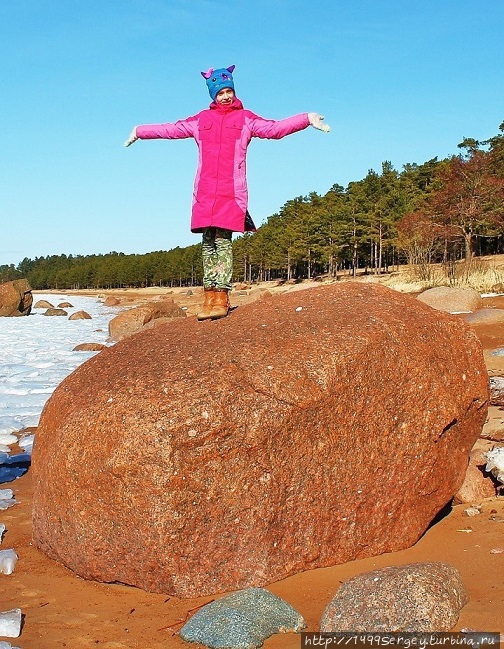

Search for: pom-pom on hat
xmin=201 ymin=65 xmax=235 ymax=101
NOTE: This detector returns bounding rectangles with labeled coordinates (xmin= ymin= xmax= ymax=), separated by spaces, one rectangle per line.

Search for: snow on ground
xmin=0 ymin=294 xmax=119 ymax=435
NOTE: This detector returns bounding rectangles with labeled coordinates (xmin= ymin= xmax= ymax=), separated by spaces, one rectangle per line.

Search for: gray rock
xmin=180 ymin=587 xmax=305 ymax=648
xmin=320 ymin=562 xmax=468 ymax=632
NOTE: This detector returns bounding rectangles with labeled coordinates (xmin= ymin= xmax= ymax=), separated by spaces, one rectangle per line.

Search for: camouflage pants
xmin=201 ymin=228 xmax=233 ymax=290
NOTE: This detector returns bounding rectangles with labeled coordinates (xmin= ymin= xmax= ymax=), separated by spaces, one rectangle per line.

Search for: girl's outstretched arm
xmin=123 ymin=115 xmax=199 ymax=146
xmin=248 ymin=112 xmax=330 ymax=140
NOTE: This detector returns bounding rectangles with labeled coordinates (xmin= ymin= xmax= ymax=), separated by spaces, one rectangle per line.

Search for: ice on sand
xmin=0 ymin=549 xmax=18 ymax=575
xmin=0 ymin=608 xmax=21 ymax=637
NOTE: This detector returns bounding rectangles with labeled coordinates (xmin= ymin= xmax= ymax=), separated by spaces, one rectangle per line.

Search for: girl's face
xmin=215 ymin=88 xmax=235 ymax=105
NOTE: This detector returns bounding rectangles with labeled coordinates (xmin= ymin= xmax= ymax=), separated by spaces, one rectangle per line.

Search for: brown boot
xmin=209 ymin=288 xmax=230 ymax=319
xmin=197 ymin=287 xmax=216 ymax=320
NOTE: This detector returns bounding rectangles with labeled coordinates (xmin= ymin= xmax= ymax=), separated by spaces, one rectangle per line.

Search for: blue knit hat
xmin=201 ymin=65 xmax=235 ymax=101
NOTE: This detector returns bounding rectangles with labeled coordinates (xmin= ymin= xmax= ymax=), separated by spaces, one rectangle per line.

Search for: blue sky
xmin=1 ymin=0 xmax=503 ymax=267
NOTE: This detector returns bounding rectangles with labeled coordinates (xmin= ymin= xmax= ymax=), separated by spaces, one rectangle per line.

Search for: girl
xmin=125 ymin=65 xmax=330 ymax=320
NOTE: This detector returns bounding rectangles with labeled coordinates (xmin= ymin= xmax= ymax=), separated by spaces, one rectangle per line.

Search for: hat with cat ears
xmin=201 ymin=65 xmax=235 ymax=101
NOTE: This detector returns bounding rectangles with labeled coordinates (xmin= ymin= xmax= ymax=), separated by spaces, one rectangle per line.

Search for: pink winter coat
xmin=135 ymin=98 xmax=310 ymax=233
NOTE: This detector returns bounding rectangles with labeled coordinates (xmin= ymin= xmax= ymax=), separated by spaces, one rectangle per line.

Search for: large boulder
xmin=0 ymin=279 xmax=32 ymax=316
xmin=31 ymin=283 xmax=488 ymax=597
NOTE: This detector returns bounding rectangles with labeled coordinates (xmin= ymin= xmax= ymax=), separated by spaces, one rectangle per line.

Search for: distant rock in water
xmin=68 ymin=310 xmax=92 ymax=320
xmin=58 ymin=302 xmax=73 ymax=308
xmin=34 ymin=300 xmax=54 ymax=309
xmin=0 ymin=279 xmax=33 ymax=317
xmin=72 ymin=343 xmax=105 ymax=352
xmin=43 ymin=308 xmax=68 ymax=317
xmin=32 ymin=283 xmax=488 ymax=597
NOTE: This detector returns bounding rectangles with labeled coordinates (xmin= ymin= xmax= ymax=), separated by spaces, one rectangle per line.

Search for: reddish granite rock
xmin=108 ymin=299 xmax=186 ymax=341
xmin=0 ymin=278 xmax=33 ymax=316
xmin=453 ymin=439 xmax=496 ymax=504
xmin=31 ymin=283 xmax=488 ymax=597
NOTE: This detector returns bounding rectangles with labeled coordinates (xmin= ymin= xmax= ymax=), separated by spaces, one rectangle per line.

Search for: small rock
xmin=108 ymin=299 xmax=186 ymax=341
xmin=417 ymin=286 xmax=482 ymax=314
xmin=464 ymin=309 xmax=504 ymax=325
xmin=72 ymin=343 xmax=106 ymax=352
xmin=43 ymin=308 xmax=68 ymax=317
xmin=453 ymin=439 xmax=496 ymax=503
xmin=104 ymin=296 xmax=120 ymax=306
xmin=320 ymin=562 xmax=468 ymax=632
xmin=69 ymin=310 xmax=92 ymax=320
xmin=180 ymin=587 xmax=305 ymax=649
xmin=33 ymin=299 xmax=54 ymax=309
xmin=57 ymin=301 xmax=73 ymax=308
xmin=463 ymin=506 xmax=482 ymax=517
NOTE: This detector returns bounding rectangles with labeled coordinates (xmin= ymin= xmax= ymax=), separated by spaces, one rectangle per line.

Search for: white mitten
xmin=308 ymin=113 xmax=331 ymax=133
xmin=124 ymin=127 xmax=139 ymax=147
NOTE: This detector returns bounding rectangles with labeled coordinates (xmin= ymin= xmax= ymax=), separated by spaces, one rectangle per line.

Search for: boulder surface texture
xmin=0 ymin=278 xmax=32 ymax=316
xmin=31 ymin=283 xmax=488 ymax=597
xmin=320 ymin=562 xmax=468 ymax=632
